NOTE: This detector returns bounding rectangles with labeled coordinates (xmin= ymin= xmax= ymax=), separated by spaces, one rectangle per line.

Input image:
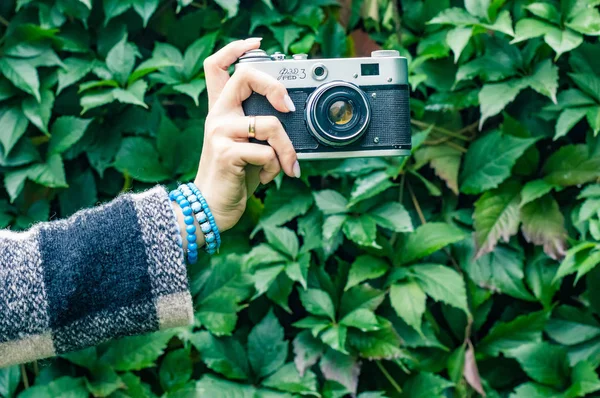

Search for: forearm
xmin=0 ymin=186 xmax=193 ymax=368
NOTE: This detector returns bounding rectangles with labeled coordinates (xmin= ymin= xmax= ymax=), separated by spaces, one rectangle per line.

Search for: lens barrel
xmin=305 ymin=81 xmax=371 ymax=147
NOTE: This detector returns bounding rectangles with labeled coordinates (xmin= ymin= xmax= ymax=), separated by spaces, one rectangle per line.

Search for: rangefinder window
xmin=361 ymin=63 xmax=379 ymax=76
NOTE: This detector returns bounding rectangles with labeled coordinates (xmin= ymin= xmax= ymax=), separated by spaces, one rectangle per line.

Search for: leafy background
xmin=1 ymin=0 xmax=600 ymax=396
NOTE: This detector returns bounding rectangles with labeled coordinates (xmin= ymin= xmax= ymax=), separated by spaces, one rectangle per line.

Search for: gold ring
xmin=248 ymin=116 xmax=256 ymax=139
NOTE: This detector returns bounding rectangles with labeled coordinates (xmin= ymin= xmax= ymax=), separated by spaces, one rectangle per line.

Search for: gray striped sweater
xmin=0 ymin=186 xmax=194 ymax=368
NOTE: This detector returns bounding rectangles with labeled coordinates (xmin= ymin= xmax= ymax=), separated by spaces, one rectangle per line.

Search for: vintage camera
xmin=236 ymin=49 xmax=411 ymax=160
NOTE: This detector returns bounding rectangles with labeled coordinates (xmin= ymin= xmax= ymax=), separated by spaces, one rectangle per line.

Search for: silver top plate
xmin=235 ymin=55 xmax=409 ymax=88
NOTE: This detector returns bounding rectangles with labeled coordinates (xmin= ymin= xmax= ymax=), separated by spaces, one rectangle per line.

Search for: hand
xmin=193 ymin=38 xmax=301 ymax=233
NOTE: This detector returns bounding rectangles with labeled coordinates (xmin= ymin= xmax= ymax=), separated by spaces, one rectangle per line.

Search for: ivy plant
xmin=1 ymin=0 xmax=600 ymax=397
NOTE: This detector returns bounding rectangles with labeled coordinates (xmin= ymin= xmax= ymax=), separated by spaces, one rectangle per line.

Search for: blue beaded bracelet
xmin=169 ymin=187 xmax=199 ymax=264
xmin=186 ymin=183 xmax=221 ymax=255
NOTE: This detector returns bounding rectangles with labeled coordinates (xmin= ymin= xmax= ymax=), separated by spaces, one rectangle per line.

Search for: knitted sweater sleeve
xmin=0 ymin=186 xmax=194 ymax=368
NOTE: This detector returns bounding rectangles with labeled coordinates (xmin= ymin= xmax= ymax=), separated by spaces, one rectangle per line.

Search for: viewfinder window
xmin=361 ymin=64 xmax=379 ymax=76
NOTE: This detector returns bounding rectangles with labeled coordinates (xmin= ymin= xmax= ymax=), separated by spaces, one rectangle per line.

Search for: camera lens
xmin=328 ymin=100 xmax=354 ymax=125
xmin=305 ymin=81 xmax=371 ymax=147
xmin=314 ymin=66 xmax=325 ymax=77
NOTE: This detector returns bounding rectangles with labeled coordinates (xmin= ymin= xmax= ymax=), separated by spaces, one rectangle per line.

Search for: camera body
xmin=236 ymin=49 xmax=411 ymax=160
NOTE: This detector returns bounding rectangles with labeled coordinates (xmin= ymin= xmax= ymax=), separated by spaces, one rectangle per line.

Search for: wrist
xmin=193 ymin=178 xmax=227 ymax=233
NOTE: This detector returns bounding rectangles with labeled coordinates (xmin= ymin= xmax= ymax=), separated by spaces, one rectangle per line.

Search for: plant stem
xmin=458 ymin=121 xmax=479 ymax=136
xmin=121 ymin=173 xmax=133 ymax=193
xmin=21 ymin=364 xmax=29 ymax=389
xmin=376 ymin=360 xmax=402 ymax=393
xmin=446 ymin=141 xmax=468 ymax=153
xmin=0 ymin=15 xmax=9 ymax=27
xmin=390 ymin=0 xmax=402 ymax=45
xmin=31 ymin=136 xmax=50 ymax=146
xmin=407 ymin=180 xmax=426 ymax=225
xmin=411 ymin=119 xmax=471 ymax=142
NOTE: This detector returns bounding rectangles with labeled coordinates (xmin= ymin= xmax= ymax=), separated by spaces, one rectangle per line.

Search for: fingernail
xmin=293 ymin=160 xmax=301 ymax=178
xmin=246 ymin=37 xmax=263 ymax=43
xmin=284 ymin=95 xmax=296 ymax=112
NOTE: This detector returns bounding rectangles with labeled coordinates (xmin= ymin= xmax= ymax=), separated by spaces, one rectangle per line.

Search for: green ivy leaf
xmin=299 ymin=288 xmax=336 ymax=321
xmin=106 ymin=36 xmax=137 ymax=86
xmin=473 ymin=180 xmax=521 ymax=258
xmin=0 ymin=366 xmax=20 ymax=398
xmin=321 ymin=325 xmax=348 ymax=353
xmin=0 ymin=106 xmax=29 ymax=155
xmin=293 ymin=330 xmax=324 ymax=377
xmin=520 ymin=179 xmax=556 ymax=207
xmin=565 ymin=361 xmax=600 ymax=397
xmin=248 ymin=310 xmax=288 ymax=379
xmin=509 ymin=342 xmax=570 ymax=389
xmin=100 ymin=330 xmax=175 ymax=371
xmin=262 ymin=363 xmax=319 ymax=395
xmin=103 ymin=0 xmax=132 ymax=25
xmin=264 ymin=225 xmax=299 ymax=259
xmin=526 ymin=3 xmax=561 ymax=24
xmin=543 ymin=144 xmax=600 ymax=186
xmin=446 ymin=27 xmax=472 ymax=63
xmin=342 ymin=215 xmax=378 ymax=248
xmin=173 ymin=78 xmax=206 ymax=106
xmin=390 ymin=280 xmax=427 ymax=334
xmin=191 ymin=331 xmax=250 ymax=380
xmin=401 ymin=373 xmax=453 ymax=398
xmin=554 ymin=242 xmax=600 ymax=283
xmin=415 ymin=144 xmax=462 ymax=195
xmin=399 ymin=222 xmax=468 ymax=264
xmin=85 ymin=365 xmax=123 ymax=397
xmin=250 ymin=2 xmax=285 ymax=33
xmin=318 ymin=17 xmax=346 ymax=58
xmin=214 ymin=0 xmax=239 ymax=18
xmin=461 ymin=130 xmax=536 ymax=194
xmin=113 ymin=80 xmax=148 ymax=108
xmin=131 ymin=0 xmax=158 ymax=27
xmin=19 ymin=377 xmax=88 ymax=398
xmin=183 ymin=33 xmax=217 ymax=81
xmin=28 ymin=154 xmax=68 ymax=188
xmin=465 ymin=0 xmax=490 ymax=20
xmin=411 ymin=263 xmax=469 ymax=315
xmin=369 ymin=202 xmax=414 ymax=233
xmin=339 ymin=308 xmax=380 ymax=332
xmin=521 ymin=195 xmax=567 ymax=260
xmin=314 ymin=190 xmax=348 ymax=215
xmin=48 ymin=116 xmax=92 ymax=155
xmin=510 ymin=383 xmax=561 ymax=398
xmin=345 ymin=255 xmax=389 ymax=291
xmin=479 ymin=310 xmax=549 ymax=356
xmin=528 ymin=59 xmax=559 ymax=104
xmin=114 ymin=137 xmax=170 ymax=182
xmin=319 ymin=349 xmax=360 ymax=395
xmin=158 ymin=348 xmax=193 ymax=392
xmin=429 ymin=8 xmax=480 ymax=25
xmin=285 ymin=252 xmax=310 ymax=290
xmin=339 ymin=285 xmax=385 ymax=319
xmin=0 ymin=57 xmax=40 ymax=102
xmin=269 ymin=25 xmax=304 ymax=53
xmin=21 ymin=89 xmax=54 ymax=135
xmin=566 ymin=7 xmax=600 ymax=36
xmin=457 ymin=241 xmax=536 ymax=301
xmin=259 ymin=180 xmax=314 ymax=230
xmin=349 ymin=170 xmax=394 ymax=206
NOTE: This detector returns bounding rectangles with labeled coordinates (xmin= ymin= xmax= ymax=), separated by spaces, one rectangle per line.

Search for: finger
xmin=234 ymin=143 xmax=281 ymax=184
xmin=219 ymin=115 xmax=297 ymax=177
xmin=234 ymin=143 xmax=281 ymax=173
xmin=212 ymin=67 xmax=295 ymax=116
xmin=204 ymin=38 xmax=263 ymax=109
